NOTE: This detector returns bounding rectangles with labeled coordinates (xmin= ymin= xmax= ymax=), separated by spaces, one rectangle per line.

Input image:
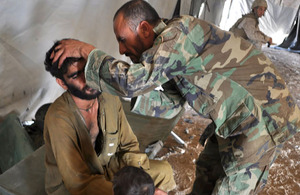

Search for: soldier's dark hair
xmin=44 ymin=39 xmax=83 ymax=81
xmin=113 ymin=166 xmax=155 ymax=195
xmin=113 ymin=0 xmax=161 ymax=32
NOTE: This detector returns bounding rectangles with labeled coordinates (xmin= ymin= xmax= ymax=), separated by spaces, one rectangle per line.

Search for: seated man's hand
xmin=50 ymin=39 xmax=96 ymax=68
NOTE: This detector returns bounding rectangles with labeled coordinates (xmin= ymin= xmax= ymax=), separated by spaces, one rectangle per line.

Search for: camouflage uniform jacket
xmin=85 ymin=15 xmax=300 ymax=173
xmin=229 ymin=12 xmax=271 ymax=49
xmin=44 ymin=91 xmax=150 ymax=195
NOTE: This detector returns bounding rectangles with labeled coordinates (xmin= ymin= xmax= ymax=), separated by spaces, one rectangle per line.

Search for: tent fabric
xmin=0 ymin=112 xmax=35 ymax=173
xmin=0 ymin=146 xmax=46 ymax=195
xmin=181 ymin=0 xmax=300 ymax=44
xmin=121 ymin=99 xmax=185 ymax=151
xmin=219 ymin=0 xmax=300 ymax=45
xmin=275 ymin=5 xmax=300 ymax=53
xmin=189 ymin=0 xmax=226 ymax=26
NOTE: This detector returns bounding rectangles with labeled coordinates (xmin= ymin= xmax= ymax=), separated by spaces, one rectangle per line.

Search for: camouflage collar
xmin=153 ymin=20 xmax=167 ymax=35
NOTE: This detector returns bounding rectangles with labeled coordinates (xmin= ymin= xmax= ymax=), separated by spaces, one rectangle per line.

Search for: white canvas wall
xmin=219 ymin=0 xmax=299 ymax=44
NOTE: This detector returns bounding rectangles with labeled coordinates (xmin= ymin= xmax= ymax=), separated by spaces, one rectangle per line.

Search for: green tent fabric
xmin=275 ymin=5 xmax=300 ymax=53
xmin=0 ymin=146 xmax=46 ymax=195
xmin=121 ymin=100 xmax=184 ymax=152
xmin=0 ymin=112 xmax=35 ymax=173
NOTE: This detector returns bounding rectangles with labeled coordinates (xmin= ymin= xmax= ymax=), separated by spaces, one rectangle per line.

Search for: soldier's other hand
xmin=154 ymin=188 xmax=167 ymax=195
xmin=50 ymin=39 xmax=96 ymax=68
xmin=267 ymin=37 xmax=272 ymax=47
xmin=268 ymin=37 xmax=273 ymax=45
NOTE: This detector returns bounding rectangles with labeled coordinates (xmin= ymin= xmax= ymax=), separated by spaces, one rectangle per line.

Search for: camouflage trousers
xmin=190 ymin=128 xmax=283 ymax=195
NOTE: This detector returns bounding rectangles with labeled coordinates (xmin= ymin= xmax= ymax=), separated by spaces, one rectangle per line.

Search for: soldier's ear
xmin=56 ymin=78 xmax=68 ymax=90
xmin=137 ymin=21 xmax=153 ymax=39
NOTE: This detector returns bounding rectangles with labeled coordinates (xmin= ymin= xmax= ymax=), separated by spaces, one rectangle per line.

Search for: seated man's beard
xmin=66 ymin=82 xmax=101 ymax=100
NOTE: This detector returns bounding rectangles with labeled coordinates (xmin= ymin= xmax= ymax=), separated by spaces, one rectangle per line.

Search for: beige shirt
xmin=230 ymin=13 xmax=271 ymax=49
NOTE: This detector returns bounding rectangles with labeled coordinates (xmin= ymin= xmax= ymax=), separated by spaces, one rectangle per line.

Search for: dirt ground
xmin=156 ymin=47 xmax=300 ymax=195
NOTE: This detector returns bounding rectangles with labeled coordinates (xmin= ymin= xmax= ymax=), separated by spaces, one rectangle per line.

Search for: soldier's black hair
xmin=113 ymin=0 xmax=161 ymax=32
xmin=113 ymin=166 xmax=155 ymax=195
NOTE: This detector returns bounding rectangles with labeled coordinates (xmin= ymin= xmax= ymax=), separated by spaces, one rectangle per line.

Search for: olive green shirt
xmin=44 ymin=92 xmax=149 ymax=194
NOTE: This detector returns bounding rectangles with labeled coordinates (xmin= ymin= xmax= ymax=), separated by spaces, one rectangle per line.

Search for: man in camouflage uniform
xmin=229 ymin=0 xmax=272 ymax=49
xmin=52 ymin=0 xmax=300 ymax=194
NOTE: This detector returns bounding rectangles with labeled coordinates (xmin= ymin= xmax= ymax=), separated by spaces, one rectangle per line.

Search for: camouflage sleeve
xmin=85 ymin=48 xmax=187 ymax=119
xmin=85 ymin=48 xmax=161 ymax=96
xmin=85 ymin=19 xmax=205 ymax=97
xmin=240 ymin=18 xmax=270 ymax=43
xmin=84 ymin=19 xmax=203 ymax=118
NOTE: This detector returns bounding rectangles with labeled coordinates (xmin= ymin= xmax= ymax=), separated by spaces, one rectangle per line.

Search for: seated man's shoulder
xmin=101 ymin=92 xmax=121 ymax=103
xmin=46 ymin=93 xmax=71 ymax=118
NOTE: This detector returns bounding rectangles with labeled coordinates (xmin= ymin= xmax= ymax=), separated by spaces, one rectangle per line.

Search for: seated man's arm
xmin=108 ymin=98 xmax=176 ymax=193
xmin=44 ymin=114 xmax=113 ymax=195
xmin=109 ymin=97 xmax=149 ymax=168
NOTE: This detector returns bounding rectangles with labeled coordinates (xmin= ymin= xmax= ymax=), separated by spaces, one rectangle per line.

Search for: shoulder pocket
xmin=216 ymin=102 xmax=255 ymax=138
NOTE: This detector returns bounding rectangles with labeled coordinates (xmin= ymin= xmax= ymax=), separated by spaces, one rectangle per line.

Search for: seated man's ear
xmin=56 ymin=78 xmax=68 ymax=90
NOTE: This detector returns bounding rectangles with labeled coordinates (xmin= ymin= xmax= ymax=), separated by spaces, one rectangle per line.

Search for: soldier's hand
xmin=50 ymin=39 xmax=96 ymax=68
xmin=268 ymin=37 xmax=273 ymax=45
xmin=154 ymin=188 xmax=167 ymax=195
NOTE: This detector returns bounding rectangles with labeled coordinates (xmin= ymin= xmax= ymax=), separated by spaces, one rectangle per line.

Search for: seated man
xmin=113 ymin=166 xmax=155 ymax=195
xmin=229 ymin=0 xmax=272 ymax=49
xmin=43 ymin=39 xmax=175 ymax=195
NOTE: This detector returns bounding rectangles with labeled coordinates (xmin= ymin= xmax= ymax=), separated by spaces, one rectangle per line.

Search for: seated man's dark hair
xmin=113 ymin=166 xmax=155 ymax=195
xmin=113 ymin=0 xmax=160 ymax=31
xmin=44 ymin=38 xmax=83 ymax=81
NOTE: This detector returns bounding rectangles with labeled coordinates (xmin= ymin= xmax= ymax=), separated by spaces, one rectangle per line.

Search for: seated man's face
xmin=63 ymin=59 xmax=101 ymax=100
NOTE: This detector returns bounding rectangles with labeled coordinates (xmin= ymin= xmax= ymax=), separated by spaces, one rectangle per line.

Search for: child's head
xmin=113 ymin=166 xmax=155 ymax=195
